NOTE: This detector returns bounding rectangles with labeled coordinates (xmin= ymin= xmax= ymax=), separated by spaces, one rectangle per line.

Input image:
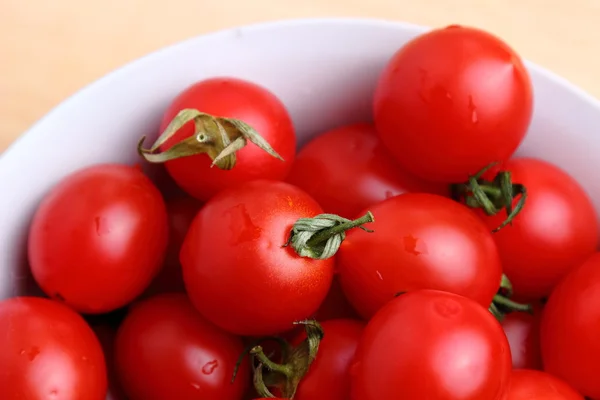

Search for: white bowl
xmin=1 ymin=18 xmax=600 ymax=301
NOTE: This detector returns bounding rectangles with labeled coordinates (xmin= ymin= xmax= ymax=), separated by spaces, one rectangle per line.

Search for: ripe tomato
xmin=500 ymin=310 xmax=543 ymax=370
xmin=541 ymin=252 xmax=600 ymax=399
xmin=291 ymin=319 xmax=364 ymax=400
xmin=91 ymin=323 xmax=128 ymax=400
xmin=181 ymin=180 xmax=335 ymax=336
xmin=286 ymin=123 xmax=446 ymax=218
xmin=115 ymin=293 xmax=249 ymax=400
xmin=338 ymin=193 xmax=502 ymax=319
xmin=350 ymin=290 xmax=512 ymax=399
xmin=374 ymin=25 xmax=533 ymax=182
xmin=144 ymin=195 xmax=202 ymax=296
xmin=28 ymin=164 xmax=169 ymax=314
xmin=149 ymin=77 xmax=296 ymax=201
xmin=477 ymin=158 xmax=598 ymax=300
xmin=506 ymin=370 xmax=584 ymax=400
xmin=0 ymin=297 xmax=107 ymax=400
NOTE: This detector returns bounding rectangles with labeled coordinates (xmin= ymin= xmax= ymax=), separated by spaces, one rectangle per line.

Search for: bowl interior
xmin=1 ymin=18 xmax=600 ymax=301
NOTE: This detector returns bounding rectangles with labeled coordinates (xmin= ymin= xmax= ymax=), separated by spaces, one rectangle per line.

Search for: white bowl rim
xmin=2 ymin=17 xmax=600 ymax=162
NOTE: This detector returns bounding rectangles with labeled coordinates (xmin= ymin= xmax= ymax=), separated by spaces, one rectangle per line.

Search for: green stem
xmin=306 ymin=212 xmax=374 ymax=247
xmin=250 ymin=346 xmax=294 ymax=378
xmin=493 ymin=294 xmax=532 ymax=313
xmin=284 ymin=212 xmax=375 ymax=260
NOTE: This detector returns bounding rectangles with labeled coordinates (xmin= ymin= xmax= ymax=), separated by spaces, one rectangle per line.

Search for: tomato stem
xmin=284 ymin=212 xmax=375 ymax=259
xmin=499 ymin=274 xmax=513 ymax=297
xmin=248 ymin=320 xmax=325 ymax=399
xmin=450 ymin=163 xmax=527 ymax=233
xmin=493 ymin=294 xmax=532 ymax=313
xmin=137 ymin=108 xmax=284 ymax=170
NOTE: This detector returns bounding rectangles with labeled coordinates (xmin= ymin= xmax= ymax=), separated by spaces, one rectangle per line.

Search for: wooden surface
xmin=2 ymin=0 xmax=599 ymax=153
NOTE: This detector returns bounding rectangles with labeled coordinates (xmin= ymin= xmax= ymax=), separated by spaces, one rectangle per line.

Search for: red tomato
xmin=501 ymin=310 xmax=543 ymax=370
xmin=0 ymin=297 xmax=107 ymax=400
xmin=291 ymin=319 xmax=364 ymax=400
xmin=374 ymin=25 xmax=533 ymax=182
xmin=286 ymin=123 xmax=447 ymax=218
xmin=541 ymin=252 xmax=600 ymax=399
xmin=181 ymin=180 xmax=335 ymax=336
xmin=479 ymin=158 xmax=598 ymax=300
xmin=506 ymin=369 xmax=584 ymax=400
xmin=157 ymin=77 xmax=296 ymax=201
xmin=312 ymin=277 xmax=359 ymax=321
xmin=338 ymin=193 xmax=502 ymax=319
xmin=115 ymin=293 xmax=249 ymax=400
xmin=91 ymin=323 xmax=128 ymax=400
xmin=28 ymin=164 xmax=169 ymax=314
xmin=350 ymin=290 xmax=512 ymax=399
xmin=144 ymin=195 xmax=202 ymax=296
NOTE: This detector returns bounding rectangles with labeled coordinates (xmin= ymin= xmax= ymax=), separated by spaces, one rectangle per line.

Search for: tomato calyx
xmin=237 ymin=320 xmax=324 ymax=399
xmin=137 ymin=108 xmax=284 ymax=170
xmin=283 ymin=212 xmax=375 ymax=260
xmin=450 ymin=163 xmax=527 ymax=232
xmin=489 ymin=274 xmax=532 ymax=321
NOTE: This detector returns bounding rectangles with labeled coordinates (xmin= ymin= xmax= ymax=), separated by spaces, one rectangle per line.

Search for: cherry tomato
xmin=0 ymin=297 xmax=107 ymax=400
xmin=115 ymin=293 xmax=249 ymax=400
xmin=350 ymin=290 xmax=512 ymax=400
xmin=286 ymin=123 xmax=446 ymax=218
xmin=541 ymin=252 xmax=600 ymax=399
xmin=181 ymin=180 xmax=334 ymax=336
xmin=144 ymin=195 xmax=202 ymax=296
xmin=292 ymin=319 xmax=364 ymax=400
xmin=500 ymin=310 xmax=543 ymax=370
xmin=506 ymin=369 xmax=584 ymax=400
xmin=312 ymin=277 xmax=359 ymax=321
xmin=479 ymin=158 xmax=598 ymax=300
xmin=28 ymin=164 xmax=169 ymax=314
xmin=374 ymin=25 xmax=533 ymax=182
xmin=338 ymin=193 xmax=502 ymax=319
xmin=158 ymin=77 xmax=296 ymax=201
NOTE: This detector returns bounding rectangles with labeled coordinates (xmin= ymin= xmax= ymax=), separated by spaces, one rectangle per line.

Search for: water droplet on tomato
xmin=94 ymin=216 xmax=111 ymax=236
xmin=384 ymin=190 xmax=395 ymax=199
xmin=224 ymin=204 xmax=262 ymax=244
xmin=468 ymin=95 xmax=479 ymax=125
xmin=190 ymin=382 xmax=201 ymax=390
xmin=202 ymin=360 xmax=219 ymax=375
xmin=49 ymin=389 xmax=58 ymax=398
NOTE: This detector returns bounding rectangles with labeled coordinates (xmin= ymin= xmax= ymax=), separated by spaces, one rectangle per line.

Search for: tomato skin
xmin=28 ymin=164 xmax=169 ymax=314
xmin=480 ymin=158 xmax=598 ymax=300
xmin=0 ymin=297 xmax=107 ymax=400
xmin=350 ymin=290 xmax=511 ymax=400
xmin=286 ymin=123 xmax=447 ymax=218
xmin=506 ymin=369 xmax=584 ymax=400
xmin=144 ymin=195 xmax=202 ymax=296
xmin=500 ymin=310 xmax=543 ymax=370
xmin=115 ymin=293 xmax=249 ymax=400
xmin=374 ymin=25 xmax=532 ymax=182
xmin=291 ymin=319 xmax=364 ymax=400
xmin=338 ymin=193 xmax=502 ymax=319
xmin=160 ymin=77 xmax=296 ymax=201
xmin=181 ymin=180 xmax=334 ymax=336
xmin=540 ymin=252 xmax=600 ymax=399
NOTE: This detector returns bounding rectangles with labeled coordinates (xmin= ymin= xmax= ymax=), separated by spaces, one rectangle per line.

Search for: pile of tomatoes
xmin=2 ymin=25 xmax=599 ymax=400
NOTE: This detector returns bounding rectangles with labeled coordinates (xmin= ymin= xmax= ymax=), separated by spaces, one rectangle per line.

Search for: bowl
xmin=1 ymin=17 xmax=600 ymax=306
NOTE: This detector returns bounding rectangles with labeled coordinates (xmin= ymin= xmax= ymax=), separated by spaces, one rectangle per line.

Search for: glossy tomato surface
xmin=506 ymin=370 xmax=584 ymax=400
xmin=0 ymin=297 xmax=107 ymax=400
xmin=480 ymin=158 xmax=598 ymax=300
xmin=144 ymin=195 xmax=202 ymax=296
xmin=292 ymin=319 xmax=364 ymax=400
xmin=160 ymin=77 xmax=296 ymax=201
xmin=541 ymin=252 xmax=600 ymax=399
xmin=181 ymin=180 xmax=334 ymax=336
xmin=115 ymin=293 xmax=249 ymax=400
xmin=338 ymin=193 xmax=502 ymax=319
xmin=374 ymin=25 xmax=533 ymax=182
xmin=28 ymin=164 xmax=169 ymax=313
xmin=350 ymin=290 xmax=511 ymax=400
xmin=501 ymin=310 xmax=543 ymax=370
xmin=286 ymin=123 xmax=446 ymax=218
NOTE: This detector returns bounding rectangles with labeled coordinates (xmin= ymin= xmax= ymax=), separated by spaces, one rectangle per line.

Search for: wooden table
xmin=2 ymin=0 xmax=599 ymax=152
